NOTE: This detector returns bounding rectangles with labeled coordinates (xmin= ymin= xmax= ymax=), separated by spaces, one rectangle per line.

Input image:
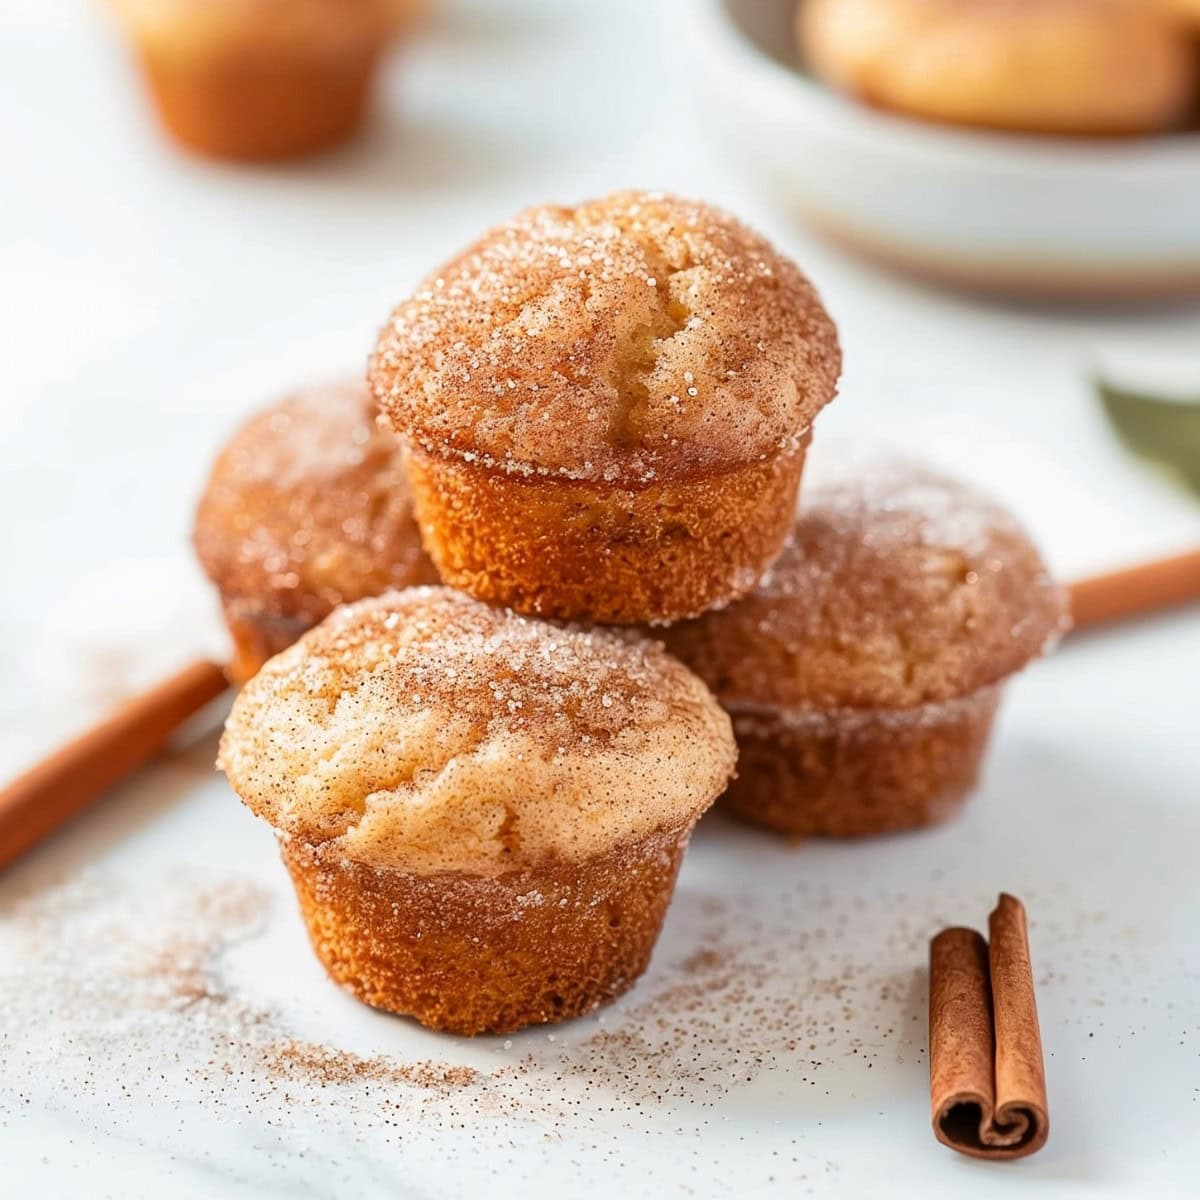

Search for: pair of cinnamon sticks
xmin=930 ymin=894 xmax=1049 ymax=1161
xmin=924 ymin=548 xmax=1200 ymax=1162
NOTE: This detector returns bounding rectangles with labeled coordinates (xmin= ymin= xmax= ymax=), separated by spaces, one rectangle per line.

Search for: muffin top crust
xmin=661 ymin=449 xmax=1069 ymax=712
xmin=799 ymin=0 xmax=1194 ymax=135
xmin=218 ymin=587 xmax=735 ymax=874
xmin=370 ymin=190 xmax=841 ymax=486
xmin=194 ymin=384 xmax=434 ymax=628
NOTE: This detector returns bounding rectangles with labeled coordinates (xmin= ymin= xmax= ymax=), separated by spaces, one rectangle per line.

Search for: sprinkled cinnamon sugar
xmin=0 ymin=870 xmax=478 ymax=1105
xmin=3 ymin=854 xmax=1175 ymax=1191
xmin=370 ymin=190 xmax=841 ymax=486
xmin=193 ymin=383 xmax=434 ymax=632
xmin=504 ymin=882 xmax=934 ymax=1108
xmin=218 ymin=588 xmax=734 ymax=873
xmin=262 ymin=1041 xmax=477 ymax=1089
xmin=661 ymin=448 xmax=1069 ymax=713
xmin=0 ymin=865 xmax=935 ymax=1123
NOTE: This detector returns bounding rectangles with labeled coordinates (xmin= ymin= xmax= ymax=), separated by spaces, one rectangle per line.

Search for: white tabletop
xmin=2 ymin=2 xmax=1199 ymax=1197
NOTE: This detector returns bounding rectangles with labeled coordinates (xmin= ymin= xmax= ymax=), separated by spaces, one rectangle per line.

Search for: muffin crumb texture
xmin=219 ymin=587 xmax=735 ymax=874
xmin=371 ymin=190 xmax=840 ymax=485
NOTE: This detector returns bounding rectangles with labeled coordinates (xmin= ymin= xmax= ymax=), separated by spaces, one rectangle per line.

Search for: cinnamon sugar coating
xmin=218 ymin=588 xmax=735 ymax=874
xmin=194 ymin=385 xmax=435 ymax=677
xmin=370 ymin=190 xmax=841 ymax=486
xmin=661 ymin=450 xmax=1069 ymax=713
xmin=193 ymin=385 xmax=430 ymax=610
xmin=800 ymin=0 xmax=1195 ymax=136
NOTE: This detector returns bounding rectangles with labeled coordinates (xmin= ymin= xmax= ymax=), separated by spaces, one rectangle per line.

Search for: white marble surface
xmin=2 ymin=1 xmax=1199 ymax=1196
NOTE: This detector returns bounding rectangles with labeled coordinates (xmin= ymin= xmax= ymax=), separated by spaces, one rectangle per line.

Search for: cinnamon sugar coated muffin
xmin=194 ymin=384 xmax=435 ymax=682
xmin=661 ymin=450 xmax=1068 ymax=837
xmin=370 ymin=190 xmax=841 ymax=624
xmin=218 ymin=587 xmax=735 ymax=1034
xmin=798 ymin=0 xmax=1196 ymax=135
xmin=109 ymin=0 xmax=415 ymax=160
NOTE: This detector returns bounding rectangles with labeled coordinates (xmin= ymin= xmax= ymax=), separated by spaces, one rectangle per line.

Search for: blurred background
xmin=2 ymin=0 xmax=1198 ymax=778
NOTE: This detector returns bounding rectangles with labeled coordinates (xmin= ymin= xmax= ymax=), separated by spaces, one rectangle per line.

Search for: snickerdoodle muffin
xmin=370 ymin=190 xmax=841 ymax=625
xmin=109 ymin=0 xmax=417 ymax=160
xmin=661 ymin=450 xmax=1068 ymax=838
xmin=194 ymin=384 xmax=435 ymax=682
xmin=799 ymin=0 xmax=1195 ymax=135
xmin=218 ymin=587 xmax=735 ymax=1035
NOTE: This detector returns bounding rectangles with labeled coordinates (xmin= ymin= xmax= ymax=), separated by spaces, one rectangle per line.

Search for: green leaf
xmin=1095 ymin=380 xmax=1200 ymax=497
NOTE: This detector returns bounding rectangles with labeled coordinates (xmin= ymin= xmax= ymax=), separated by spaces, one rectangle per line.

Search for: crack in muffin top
xmin=369 ymin=191 xmax=841 ymax=486
xmin=193 ymin=384 xmax=435 ymax=627
xmin=218 ymin=587 xmax=736 ymax=874
xmin=660 ymin=448 xmax=1069 ymax=712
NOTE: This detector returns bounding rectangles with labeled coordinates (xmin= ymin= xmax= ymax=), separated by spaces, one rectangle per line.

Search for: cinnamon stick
xmin=1070 ymin=547 xmax=1200 ymax=633
xmin=0 ymin=659 xmax=229 ymax=870
xmin=929 ymin=894 xmax=1049 ymax=1160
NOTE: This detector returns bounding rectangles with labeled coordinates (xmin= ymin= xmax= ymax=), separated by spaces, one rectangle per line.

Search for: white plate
xmin=682 ymin=0 xmax=1200 ymax=297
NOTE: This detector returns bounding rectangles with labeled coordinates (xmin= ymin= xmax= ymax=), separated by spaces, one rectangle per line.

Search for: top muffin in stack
xmin=369 ymin=190 xmax=841 ymax=625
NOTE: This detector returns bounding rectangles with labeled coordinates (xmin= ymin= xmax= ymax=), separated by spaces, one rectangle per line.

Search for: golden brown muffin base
xmin=279 ymin=825 xmax=691 ymax=1035
xmin=136 ymin=39 xmax=380 ymax=161
xmin=723 ymin=686 xmax=1002 ymax=838
xmin=405 ymin=439 xmax=810 ymax=625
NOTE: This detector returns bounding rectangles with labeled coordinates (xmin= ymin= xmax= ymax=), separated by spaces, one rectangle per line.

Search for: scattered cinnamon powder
xmin=3 ymin=855 xmax=1177 ymax=1192
xmin=0 ymin=869 xmax=479 ymax=1107
xmin=522 ymin=885 xmax=931 ymax=1108
xmin=262 ymin=1040 xmax=477 ymax=1090
xmin=0 ymin=865 xmax=941 ymax=1130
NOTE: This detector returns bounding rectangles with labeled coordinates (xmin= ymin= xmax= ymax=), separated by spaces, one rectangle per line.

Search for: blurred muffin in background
xmin=194 ymin=383 xmax=436 ymax=682
xmin=798 ymin=0 xmax=1196 ymax=135
xmin=109 ymin=0 xmax=422 ymax=160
